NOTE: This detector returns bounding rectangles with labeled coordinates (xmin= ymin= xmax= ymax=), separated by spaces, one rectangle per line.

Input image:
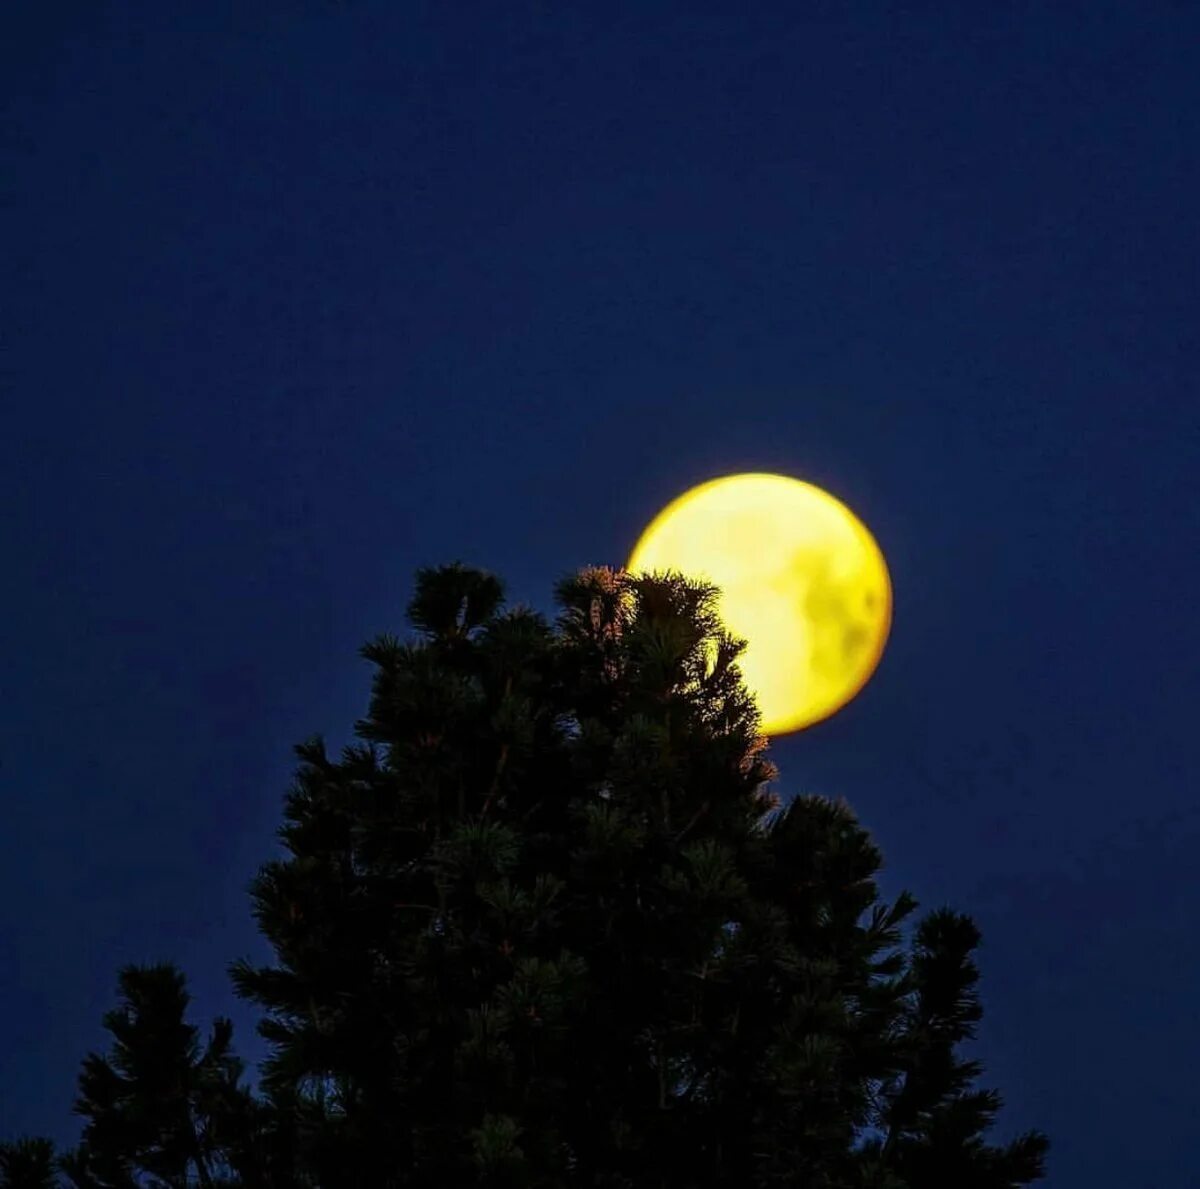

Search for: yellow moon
xmin=628 ymin=473 xmax=891 ymax=734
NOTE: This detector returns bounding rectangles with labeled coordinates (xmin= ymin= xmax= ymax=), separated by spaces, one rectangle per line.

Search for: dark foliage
xmin=11 ymin=564 xmax=1048 ymax=1187
xmin=0 ymin=1138 xmax=59 ymax=1189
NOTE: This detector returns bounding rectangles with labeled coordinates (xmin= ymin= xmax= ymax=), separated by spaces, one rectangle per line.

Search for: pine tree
xmin=226 ymin=562 xmax=1049 ymax=1187
xmin=58 ymin=964 xmax=258 ymax=1188
xmin=8 ymin=562 xmax=1047 ymax=1185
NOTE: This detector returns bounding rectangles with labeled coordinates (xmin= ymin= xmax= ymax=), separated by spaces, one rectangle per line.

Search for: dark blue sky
xmin=4 ymin=3 xmax=1197 ymax=1183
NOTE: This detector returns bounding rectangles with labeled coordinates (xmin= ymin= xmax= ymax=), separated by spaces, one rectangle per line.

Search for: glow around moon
xmin=628 ymin=473 xmax=891 ymax=734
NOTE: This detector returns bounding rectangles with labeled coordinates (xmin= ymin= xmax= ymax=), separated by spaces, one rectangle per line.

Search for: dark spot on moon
xmin=843 ymin=624 xmax=869 ymax=660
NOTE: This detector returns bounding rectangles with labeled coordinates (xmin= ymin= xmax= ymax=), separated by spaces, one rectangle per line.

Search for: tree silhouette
xmin=9 ymin=563 xmax=1049 ymax=1186
xmin=227 ymin=563 xmax=1048 ymax=1186
xmin=57 ymin=964 xmax=255 ymax=1188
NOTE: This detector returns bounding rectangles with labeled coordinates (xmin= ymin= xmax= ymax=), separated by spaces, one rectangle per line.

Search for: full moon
xmin=628 ymin=473 xmax=891 ymax=735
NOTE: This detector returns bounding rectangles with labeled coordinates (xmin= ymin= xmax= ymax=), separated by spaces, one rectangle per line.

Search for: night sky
xmin=4 ymin=4 xmax=1197 ymax=1184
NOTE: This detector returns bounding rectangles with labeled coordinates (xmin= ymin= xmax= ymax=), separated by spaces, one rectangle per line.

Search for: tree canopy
xmin=6 ymin=564 xmax=1048 ymax=1187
